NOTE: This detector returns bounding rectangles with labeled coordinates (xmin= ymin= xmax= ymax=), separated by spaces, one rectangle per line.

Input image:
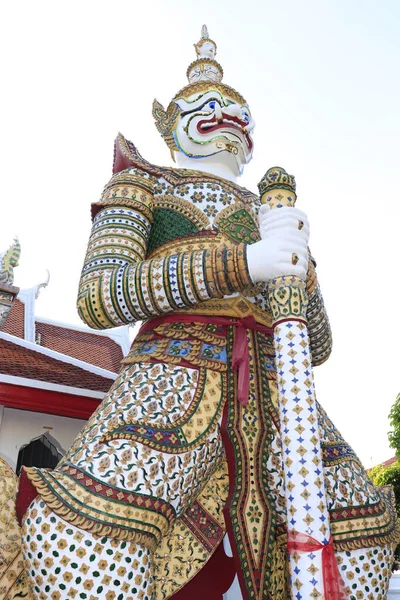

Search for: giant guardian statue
xmin=1 ymin=25 xmax=397 ymax=600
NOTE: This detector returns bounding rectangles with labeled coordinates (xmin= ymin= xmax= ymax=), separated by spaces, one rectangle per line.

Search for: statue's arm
xmin=77 ymin=169 xmax=253 ymax=329
xmin=306 ymin=255 xmax=332 ymax=365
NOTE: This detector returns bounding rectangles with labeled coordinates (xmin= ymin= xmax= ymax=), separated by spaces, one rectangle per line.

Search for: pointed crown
xmin=153 ymin=25 xmax=246 ymax=154
xmin=194 ymin=25 xmax=217 ymax=56
xmin=187 ymin=24 xmax=223 ymax=84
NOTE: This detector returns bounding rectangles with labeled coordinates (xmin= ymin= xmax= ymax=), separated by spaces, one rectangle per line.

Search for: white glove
xmin=247 ymin=205 xmax=309 ymax=283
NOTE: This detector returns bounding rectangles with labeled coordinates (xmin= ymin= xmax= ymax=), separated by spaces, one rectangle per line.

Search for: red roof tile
xmin=2 ymin=300 xmax=124 ymax=372
xmin=375 ymin=456 xmax=397 ymax=469
xmin=2 ymin=299 xmax=24 ymax=338
xmin=35 ymin=321 xmax=123 ymax=373
xmin=0 ymin=338 xmax=114 ymax=392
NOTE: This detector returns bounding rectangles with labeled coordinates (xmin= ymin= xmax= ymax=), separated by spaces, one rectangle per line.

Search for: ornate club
xmin=258 ymin=168 xmax=344 ymax=600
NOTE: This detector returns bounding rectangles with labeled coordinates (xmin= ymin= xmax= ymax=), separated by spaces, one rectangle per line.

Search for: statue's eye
xmin=243 ymin=113 xmax=250 ymax=124
xmin=209 ymin=101 xmax=216 ymax=109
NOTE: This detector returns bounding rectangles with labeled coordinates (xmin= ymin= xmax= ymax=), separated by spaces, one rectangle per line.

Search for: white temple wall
xmin=0 ymin=406 xmax=84 ymax=471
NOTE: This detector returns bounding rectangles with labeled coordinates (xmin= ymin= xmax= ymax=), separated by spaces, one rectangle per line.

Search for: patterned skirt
xmin=24 ymin=318 xmax=398 ymax=599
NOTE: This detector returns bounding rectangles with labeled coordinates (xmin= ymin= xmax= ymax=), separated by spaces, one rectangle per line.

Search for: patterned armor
xmin=21 ymin=142 xmax=397 ymax=600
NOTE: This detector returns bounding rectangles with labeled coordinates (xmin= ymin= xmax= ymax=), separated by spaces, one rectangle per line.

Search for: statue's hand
xmin=246 ymin=205 xmax=309 ymax=282
xmin=258 ymin=204 xmax=310 ymax=241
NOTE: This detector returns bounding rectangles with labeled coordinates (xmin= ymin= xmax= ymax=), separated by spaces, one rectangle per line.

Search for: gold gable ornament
xmin=0 ymin=237 xmax=20 ymax=330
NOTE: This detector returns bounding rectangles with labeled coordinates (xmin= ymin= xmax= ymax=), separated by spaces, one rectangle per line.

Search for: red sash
xmin=287 ymin=532 xmax=347 ymax=600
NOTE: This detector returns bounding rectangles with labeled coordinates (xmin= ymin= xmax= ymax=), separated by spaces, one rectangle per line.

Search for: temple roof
xmin=35 ymin=320 xmax=123 ymax=373
xmin=0 ymin=335 xmax=114 ymax=393
xmin=2 ymin=297 xmax=24 ymax=338
xmin=0 ymin=241 xmax=128 ymax=418
xmin=2 ymin=298 xmax=128 ymax=373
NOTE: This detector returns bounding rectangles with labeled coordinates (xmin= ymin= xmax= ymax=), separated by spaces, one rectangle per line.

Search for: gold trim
xmin=153 ymin=194 xmax=210 ymax=230
xmin=24 ymin=468 xmax=173 ymax=551
xmin=176 ymin=295 xmax=273 ymax=327
xmin=171 ymin=82 xmax=247 ymax=105
xmin=186 ymin=58 xmax=224 ymax=81
xmin=332 ymin=487 xmax=400 ymax=551
xmin=268 ymin=277 xmax=308 ymax=325
xmin=115 ymin=133 xmax=257 ymax=203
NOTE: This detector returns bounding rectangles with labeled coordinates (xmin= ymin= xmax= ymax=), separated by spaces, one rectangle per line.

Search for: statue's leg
xmin=59 ymin=363 xmax=225 ymax=519
xmin=335 ymin=545 xmax=395 ymax=599
xmin=22 ymin=497 xmax=153 ymax=600
xmin=21 ymin=362 xmax=226 ymax=600
xmin=317 ymin=403 xmax=397 ymax=598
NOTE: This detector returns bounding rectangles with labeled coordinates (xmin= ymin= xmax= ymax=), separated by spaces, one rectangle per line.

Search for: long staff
xmin=258 ymin=167 xmax=345 ymax=600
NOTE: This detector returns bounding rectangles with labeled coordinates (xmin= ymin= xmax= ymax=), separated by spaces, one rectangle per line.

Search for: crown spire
xmin=187 ymin=25 xmax=223 ymax=84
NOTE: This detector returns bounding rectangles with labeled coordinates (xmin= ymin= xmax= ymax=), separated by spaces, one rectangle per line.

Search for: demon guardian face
xmin=172 ymin=89 xmax=255 ymax=175
xmin=152 ymin=26 xmax=255 ymax=179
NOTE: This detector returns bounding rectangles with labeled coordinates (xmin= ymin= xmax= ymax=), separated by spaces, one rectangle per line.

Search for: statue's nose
xmin=224 ymin=104 xmax=242 ymax=118
xmin=214 ymin=103 xmax=223 ymax=122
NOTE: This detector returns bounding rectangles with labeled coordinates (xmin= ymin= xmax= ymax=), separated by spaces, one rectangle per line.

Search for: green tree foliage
xmin=369 ymin=461 xmax=400 ymax=565
xmin=369 ymin=395 xmax=400 ymax=567
xmin=388 ymin=393 xmax=400 ymax=458
xmin=369 ymin=462 xmax=400 ymax=512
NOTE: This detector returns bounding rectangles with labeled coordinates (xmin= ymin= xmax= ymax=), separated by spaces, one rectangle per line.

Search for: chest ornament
xmin=214 ymin=204 xmax=260 ymax=244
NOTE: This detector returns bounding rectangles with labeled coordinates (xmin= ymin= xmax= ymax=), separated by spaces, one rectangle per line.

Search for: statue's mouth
xmin=196 ymin=113 xmax=253 ymax=151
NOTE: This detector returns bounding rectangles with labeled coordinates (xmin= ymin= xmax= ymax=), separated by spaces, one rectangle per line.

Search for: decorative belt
xmin=139 ymin=314 xmax=273 ymax=405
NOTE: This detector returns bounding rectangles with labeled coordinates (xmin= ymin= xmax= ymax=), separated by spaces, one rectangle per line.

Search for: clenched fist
xmin=246 ymin=205 xmax=309 ymax=283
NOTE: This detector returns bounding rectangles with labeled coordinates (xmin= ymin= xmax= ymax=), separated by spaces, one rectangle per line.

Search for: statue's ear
xmin=152 ymin=99 xmax=180 ymax=152
xmin=152 ymin=99 xmax=168 ymax=136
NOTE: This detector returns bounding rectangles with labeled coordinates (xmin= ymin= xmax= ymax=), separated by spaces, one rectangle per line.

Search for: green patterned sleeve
xmin=77 ymin=169 xmax=252 ymax=330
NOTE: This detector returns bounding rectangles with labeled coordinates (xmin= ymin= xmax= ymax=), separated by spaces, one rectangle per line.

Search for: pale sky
xmin=1 ymin=0 xmax=399 ymax=467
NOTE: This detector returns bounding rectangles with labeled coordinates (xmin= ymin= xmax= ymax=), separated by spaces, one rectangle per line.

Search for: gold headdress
xmin=153 ymin=25 xmax=246 ymax=154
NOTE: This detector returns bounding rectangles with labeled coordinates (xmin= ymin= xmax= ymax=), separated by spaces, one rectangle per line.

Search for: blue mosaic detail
xmin=167 ymin=340 xmax=192 ymax=357
xmin=132 ymin=341 xmax=160 ymax=354
xmin=200 ymin=343 xmax=227 ymax=363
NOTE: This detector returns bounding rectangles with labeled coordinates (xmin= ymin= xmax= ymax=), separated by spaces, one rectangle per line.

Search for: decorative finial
xmin=0 ymin=237 xmax=21 ymax=285
xmin=0 ymin=237 xmax=21 ymax=329
xmin=201 ymin=24 xmax=209 ymax=39
xmin=35 ymin=269 xmax=50 ymax=299
xmin=189 ymin=25 xmax=223 ymax=84
xmin=258 ymin=167 xmax=297 ymax=209
xmin=258 ymin=167 xmax=297 ymax=197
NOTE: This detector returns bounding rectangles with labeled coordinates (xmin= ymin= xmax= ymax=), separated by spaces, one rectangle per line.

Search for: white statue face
xmin=172 ymin=90 xmax=255 ymax=176
xmin=198 ymin=41 xmax=216 ymax=59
